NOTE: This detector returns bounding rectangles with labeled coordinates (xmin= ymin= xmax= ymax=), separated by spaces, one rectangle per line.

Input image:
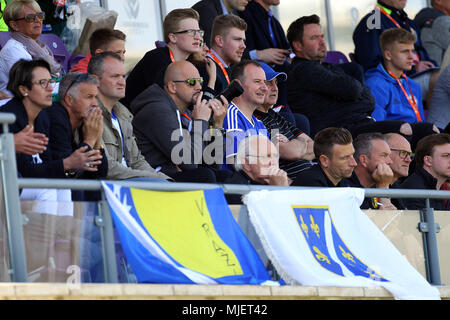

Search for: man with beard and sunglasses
xmin=130 ymin=60 xmax=230 ymax=183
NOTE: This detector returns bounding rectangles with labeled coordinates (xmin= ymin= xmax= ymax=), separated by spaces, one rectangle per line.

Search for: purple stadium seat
xmin=323 ymin=51 xmax=349 ymax=64
xmin=155 ymin=40 xmax=166 ymax=48
xmin=0 ymin=31 xmax=12 ymax=49
xmin=38 ymin=33 xmax=70 ymax=72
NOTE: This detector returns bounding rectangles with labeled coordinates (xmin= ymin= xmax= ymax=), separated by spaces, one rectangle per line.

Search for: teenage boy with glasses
xmin=122 ymin=8 xmax=204 ymax=110
xmin=130 ymin=60 xmax=230 ymax=183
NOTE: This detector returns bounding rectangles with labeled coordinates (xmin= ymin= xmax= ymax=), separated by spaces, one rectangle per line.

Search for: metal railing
xmin=0 ymin=113 xmax=449 ymax=285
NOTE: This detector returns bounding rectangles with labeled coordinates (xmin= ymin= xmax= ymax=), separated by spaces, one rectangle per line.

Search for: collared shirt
xmin=219 ymin=0 xmax=230 ymax=14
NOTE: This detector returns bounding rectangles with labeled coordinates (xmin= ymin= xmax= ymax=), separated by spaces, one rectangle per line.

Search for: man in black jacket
xmin=286 ymin=14 xmax=413 ymax=139
xmin=292 ymin=127 xmax=356 ymax=188
xmin=192 ymin=0 xmax=248 ymax=47
xmin=45 ymin=72 xmax=108 ymax=200
xmin=401 ymin=133 xmax=450 ymax=210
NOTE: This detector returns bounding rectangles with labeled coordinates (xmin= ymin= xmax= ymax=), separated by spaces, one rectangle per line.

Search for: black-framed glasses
xmin=63 ymin=73 xmax=90 ymax=98
xmin=32 ymin=78 xmax=56 ymax=89
xmin=172 ymin=77 xmax=203 ymax=87
xmin=390 ymin=148 xmax=412 ymax=160
xmin=15 ymin=12 xmax=45 ymax=23
xmin=173 ymin=29 xmax=204 ymax=38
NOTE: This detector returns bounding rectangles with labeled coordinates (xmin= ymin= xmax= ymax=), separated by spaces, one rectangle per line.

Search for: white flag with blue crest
xmin=244 ymin=188 xmax=440 ymax=300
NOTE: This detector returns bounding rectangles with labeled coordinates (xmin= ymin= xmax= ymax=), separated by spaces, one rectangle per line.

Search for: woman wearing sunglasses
xmin=0 ymin=0 xmax=62 ymax=97
xmin=0 ymin=59 xmax=102 ymax=202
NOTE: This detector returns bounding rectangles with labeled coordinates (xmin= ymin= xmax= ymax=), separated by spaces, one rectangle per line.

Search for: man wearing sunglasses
xmin=131 ymin=60 xmax=229 ymax=183
xmin=122 ymin=8 xmax=203 ymax=110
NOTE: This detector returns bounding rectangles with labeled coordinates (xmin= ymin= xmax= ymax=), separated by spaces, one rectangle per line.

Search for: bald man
xmin=385 ymin=133 xmax=413 ymax=209
xmin=224 ymin=134 xmax=288 ymax=203
xmin=130 ymin=61 xmax=230 ymax=183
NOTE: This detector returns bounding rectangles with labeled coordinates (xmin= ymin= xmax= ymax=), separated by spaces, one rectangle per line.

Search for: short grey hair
xmin=353 ymin=132 xmax=387 ymax=163
xmin=87 ymin=51 xmax=122 ymax=78
xmin=58 ymin=72 xmax=98 ymax=100
xmin=234 ymin=135 xmax=273 ymax=171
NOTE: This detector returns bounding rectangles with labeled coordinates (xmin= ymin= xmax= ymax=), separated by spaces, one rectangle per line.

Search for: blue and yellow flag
xmin=102 ymin=182 xmax=273 ymax=284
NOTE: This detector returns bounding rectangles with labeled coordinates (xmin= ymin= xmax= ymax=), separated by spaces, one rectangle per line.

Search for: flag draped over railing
xmin=244 ymin=188 xmax=440 ymax=300
xmin=102 ymin=182 xmax=275 ymax=285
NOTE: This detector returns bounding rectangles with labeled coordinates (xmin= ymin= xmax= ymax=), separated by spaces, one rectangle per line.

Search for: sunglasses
xmin=15 ymin=12 xmax=45 ymax=23
xmin=390 ymin=148 xmax=412 ymax=160
xmin=63 ymin=73 xmax=91 ymax=98
xmin=33 ymin=78 xmax=56 ymax=89
xmin=172 ymin=77 xmax=203 ymax=87
xmin=173 ymin=29 xmax=204 ymax=38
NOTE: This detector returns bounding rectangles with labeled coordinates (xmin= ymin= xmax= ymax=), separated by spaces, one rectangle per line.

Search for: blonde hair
xmin=4 ymin=0 xmax=41 ymax=28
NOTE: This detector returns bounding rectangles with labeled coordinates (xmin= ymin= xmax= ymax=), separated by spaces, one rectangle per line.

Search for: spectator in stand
xmin=87 ymin=52 xmax=171 ymax=182
xmin=254 ymin=62 xmax=314 ymax=181
xmin=45 ymin=72 xmax=108 ymax=200
xmin=192 ymin=0 xmax=249 ymax=47
xmin=121 ymin=8 xmax=203 ymax=110
xmin=353 ymin=0 xmax=440 ymax=106
xmin=222 ymin=59 xmax=269 ymax=170
xmin=130 ymin=61 xmax=228 ymax=183
xmin=0 ymin=0 xmax=63 ymax=98
xmin=188 ymin=40 xmax=218 ymax=100
xmin=292 ymin=127 xmax=356 ymax=188
xmin=238 ymin=0 xmax=291 ymax=105
xmin=70 ymin=28 xmax=126 ymax=73
xmin=364 ymin=28 xmax=439 ymax=148
xmin=414 ymin=0 xmax=450 ymax=66
xmin=348 ymin=132 xmax=397 ymax=210
xmin=427 ymin=65 xmax=450 ymax=132
xmin=224 ymin=134 xmax=288 ymax=203
xmin=385 ymin=132 xmax=413 ymax=209
xmin=286 ymin=14 xmax=414 ymax=140
xmin=401 ymin=133 xmax=450 ymax=210
xmin=207 ymin=14 xmax=247 ymax=95
xmin=0 ymin=59 xmax=103 ymax=201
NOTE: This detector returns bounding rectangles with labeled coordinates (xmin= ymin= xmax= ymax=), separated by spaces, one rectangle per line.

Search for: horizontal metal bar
xmin=17 ymin=178 xmax=450 ymax=199
xmin=0 ymin=113 xmax=17 ymax=124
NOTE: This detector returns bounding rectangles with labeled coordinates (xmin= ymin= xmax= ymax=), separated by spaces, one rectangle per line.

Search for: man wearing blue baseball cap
xmin=254 ymin=62 xmax=315 ymax=181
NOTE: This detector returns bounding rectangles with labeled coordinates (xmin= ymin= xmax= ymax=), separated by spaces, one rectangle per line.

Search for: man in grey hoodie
xmin=130 ymin=61 xmax=230 ymax=183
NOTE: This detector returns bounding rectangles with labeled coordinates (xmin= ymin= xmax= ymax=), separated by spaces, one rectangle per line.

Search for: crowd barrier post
xmin=0 ymin=114 xmax=28 ymax=282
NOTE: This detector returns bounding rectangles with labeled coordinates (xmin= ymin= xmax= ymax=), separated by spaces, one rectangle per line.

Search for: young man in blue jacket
xmin=365 ymin=28 xmax=439 ymax=148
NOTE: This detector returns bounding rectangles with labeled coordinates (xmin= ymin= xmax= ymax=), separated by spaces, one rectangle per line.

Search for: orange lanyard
xmin=168 ymin=46 xmax=175 ymax=63
xmin=181 ymin=112 xmax=191 ymax=121
xmin=376 ymin=4 xmax=403 ymax=29
xmin=387 ymin=69 xmax=422 ymax=122
xmin=207 ymin=50 xmax=230 ymax=85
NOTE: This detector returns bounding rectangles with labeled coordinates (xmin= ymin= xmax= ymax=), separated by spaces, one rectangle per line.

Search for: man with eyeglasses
xmin=223 ymin=134 xmax=288 ymax=204
xmin=401 ymin=133 xmax=450 ymax=210
xmin=385 ymin=133 xmax=413 ymax=209
xmin=131 ymin=60 xmax=229 ymax=183
xmin=122 ymin=8 xmax=203 ymax=110
xmin=87 ymin=52 xmax=171 ymax=182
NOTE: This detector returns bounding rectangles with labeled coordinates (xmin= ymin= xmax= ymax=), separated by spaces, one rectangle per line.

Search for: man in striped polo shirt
xmin=254 ymin=62 xmax=314 ymax=181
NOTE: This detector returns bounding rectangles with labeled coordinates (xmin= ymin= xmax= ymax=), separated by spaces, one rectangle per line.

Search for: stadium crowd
xmin=0 ymin=0 xmax=449 ymax=210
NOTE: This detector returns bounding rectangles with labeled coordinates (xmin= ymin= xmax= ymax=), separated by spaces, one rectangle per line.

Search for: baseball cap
xmin=259 ymin=61 xmax=287 ymax=82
